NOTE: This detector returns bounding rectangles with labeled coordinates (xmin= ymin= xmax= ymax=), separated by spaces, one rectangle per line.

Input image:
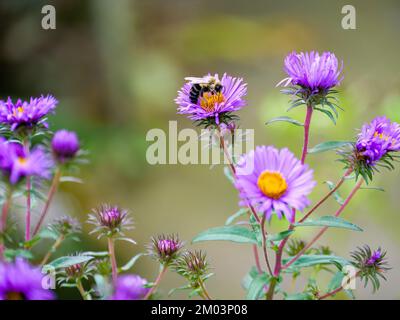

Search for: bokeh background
xmin=1 ymin=0 xmax=399 ymax=299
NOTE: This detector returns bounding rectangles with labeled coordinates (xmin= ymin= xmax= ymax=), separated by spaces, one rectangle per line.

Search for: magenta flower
xmin=356 ymin=116 xmax=400 ymax=165
xmin=0 ymin=258 xmax=55 ymax=300
xmin=0 ymin=95 xmax=58 ymax=131
xmin=175 ymin=73 xmax=247 ymax=125
xmin=110 ymin=275 xmax=149 ymax=300
xmin=234 ymin=146 xmax=316 ymax=222
xmin=149 ymin=234 xmax=184 ymax=265
xmin=52 ymin=129 xmax=80 ymax=163
xmin=279 ymin=51 xmax=343 ymax=92
xmin=0 ymin=138 xmax=53 ymax=184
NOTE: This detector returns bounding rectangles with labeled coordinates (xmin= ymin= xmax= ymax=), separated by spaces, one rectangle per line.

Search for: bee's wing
xmin=184 ymin=77 xmax=207 ymax=84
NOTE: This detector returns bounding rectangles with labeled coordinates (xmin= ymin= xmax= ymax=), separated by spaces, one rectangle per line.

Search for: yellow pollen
xmin=17 ymin=157 xmax=27 ymax=165
xmin=12 ymin=107 xmax=24 ymax=117
xmin=257 ymin=170 xmax=288 ymax=200
xmin=374 ymin=131 xmax=389 ymax=141
xmin=200 ymin=92 xmax=225 ymax=112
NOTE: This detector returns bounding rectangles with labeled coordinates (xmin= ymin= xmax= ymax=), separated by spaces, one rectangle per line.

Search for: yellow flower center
xmin=257 ymin=170 xmax=288 ymax=200
xmin=17 ymin=157 xmax=27 ymax=165
xmin=6 ymin=291 xmax=25 ymax=300
xmin=12 ymin=107 xmax=24 ymax=117
xmin=200 ymin=92 xmax=225 ymax=112
xmin=374 ymin=131 xmax=390 ymax=141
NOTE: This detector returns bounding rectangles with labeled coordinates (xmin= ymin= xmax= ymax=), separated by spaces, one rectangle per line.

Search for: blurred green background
xmin=1 ymin=0 xmax=399 ymax=299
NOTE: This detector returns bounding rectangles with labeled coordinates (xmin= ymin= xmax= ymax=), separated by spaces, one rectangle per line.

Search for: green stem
xmin=76 ymin=278 xmax=91 ymax=300
xmin=198 ymin=278 xmax=212 ymax=300
xmin=40 ymin=234 xmax=64 ymax=266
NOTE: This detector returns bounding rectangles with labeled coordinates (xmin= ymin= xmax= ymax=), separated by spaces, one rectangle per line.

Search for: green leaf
xmin=283 ymin=255 xmax=350 ymax=273
xmin=119 ymin=253 xmax=144 ymax=272
xmin=246 ymin=273 xmax=270 ymax=300
xmin=94 ymin=274 xmax=113 ymax=299
xmin=360 ymin=186 xmax=385 ymax=192
xmin=294 ymin=216 xmax=363 ymax=232
xmin=81 ymin=251 xmax=109 ymax=257
xmin=114 ymin=237 xmax=137 ymax=245
xmin=60 ymin=176 xmax=83 ymax=184
xmin=285 ymin=292 xmax=313 ymax=300
xmin=48 ymin=255 xmax=94 ymax=269
xmin=38 ymin=228 xmax=59 ymax=240
xmin=314 ymin=107 xmax=336 ymax=125
xmin=265 ymin=116 xmax=303 ymax=127
xmin=225 ymin=208 xmax=249 ymax=225
xmin=308 ymin=141 xmax=352 ymax=154
xmin=192 ymin=226 xmax=258 ymax=244
xmin=4 ymin=249 xmax=34 ymax=261
xmin=327 ymin=271 xmax=345 ymax=292
xmin=267 ymin=230 xmax=295 ymax=242
xmin=325 ymin=181 xmax=344 ymax=205
xmin=241 ymin=266 xmax=260 ymax=290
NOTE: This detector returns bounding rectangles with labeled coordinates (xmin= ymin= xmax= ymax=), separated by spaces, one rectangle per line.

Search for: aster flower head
xmin=148 ymin=234 xmax=184 ymax=265
xmin=278 ymin=51 xmax=343 ymax=122
xmin=234 ymin=146 xmax=316 ymax=223
xmin=175 ymin=73 xmax=247 ymax=127
xmin=51 ymin=129 xmax=80 ymax=163
xmin=0 ymin=258 xmax=54 ymax=300
xmin=340 ymin=116 xmax=400 ymax=182
xmin=50 ymin=215 xmax=81 ymax=237
xmin=174 ymin=250 xmax=209 ymax=281
xmin=351 ymin=245 xmax=390 ymax=292
xmin=0 ymin=95 xmax=58 ymax=132
xmin=0 ymin=139 xmax=53 ymax=185
xmin=110 ymin=274 xmax=149 ymax=300
xmin=88 ymin=204 xmax=133 ymax=238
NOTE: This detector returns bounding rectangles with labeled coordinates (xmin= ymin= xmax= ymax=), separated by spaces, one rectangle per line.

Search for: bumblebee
xmin=185 ymin=76 xmax=223 ymax=104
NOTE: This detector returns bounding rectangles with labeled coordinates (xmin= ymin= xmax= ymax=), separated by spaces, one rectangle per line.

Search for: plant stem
xmin=253 ymin=245 xmax=262 ymax=274
xmin=283 ymin=179 xmax=364 ymax=270
xmin=0 ymin=188 xmax=13 ymax=259
xmin=301 ymin=105 xmax=313 ymax=164
xmin=318 ymin=271 xmax=360 ymax=300
xmin=32 ymin=168 xmax=62 ymax=237
xmin=216 ymin=126 xmax=273 ymax=275
xmin=76 ymin=278 xmax=91 ymax=300
xmin=266 ymin=277 xmax=277 ymax=300
xmin=24 ymin=138 xmax=31 ymax=242
xmin=198 ymin=278 xmax=212 ymax=300
xmin=108 ymin=237 xmax=118 ymax=285
xmin=40 ymin=234 xmax=65 ymax=266
xmin=298 ymin=168 xmax=353 ymax=223
xmin=144 ymin=264 xmax=168 ymax=300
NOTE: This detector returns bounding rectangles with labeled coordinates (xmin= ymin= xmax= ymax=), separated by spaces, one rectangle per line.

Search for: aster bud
xmin=88 ymin=204 xmax=133 ymax=238
xmin=50 ymin=215 xmax=81 ymax=237
xmin=174 ymin=250 xmax=209 ymax=280
xmin=350 ymin=245 xmax=390 ymax=292
xmin=51 ymin=129 xmax=80 ymax=163
xmin=148 ymin=234 xmax=184 ymax=265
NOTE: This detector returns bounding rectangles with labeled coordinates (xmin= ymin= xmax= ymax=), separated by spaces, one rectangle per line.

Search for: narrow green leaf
xmin=314 ymin=107 xmax=336 ymax=125
xmin=294 ymin=216 xmax=363 ymax=232
xmin=325 ymin=181 xmax=344 ymax=205
xmin=48 ymin=255 xmax=94 ymax=269
xmin=192 ymin=226 xmax=258 ymax=244
xmin=283 ymin=255 xmax=350 ymax=272
xmin=265 ymin=116 xmax=303 ymax=127
xmin=246 ymin=273 xmax=270 ymax=300
xmin=225 ymin=208 xmax=249 ymax=225
xmin=327 ymin=271 xmax=345 ymax=292
xmin=267 ymin=230 xmax=295 ymax=242
xmin=285 ymin=292 xmax=313 ymax=300
xmin=60 ymin=176 xmax=83 ymax=184
xmin=120 ymin=253 xmax=144 ymax=272
xmin=308 ymin=141 xmax=352 ymax=154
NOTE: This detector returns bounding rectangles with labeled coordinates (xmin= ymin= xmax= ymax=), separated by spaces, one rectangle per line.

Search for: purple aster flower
xmin=278 ymin=51 xmax=343 ymax=92
xmin=51 ymin=129 xmax=80 ymax=163
xmin=175 ymin=73 xmax=247 ymax=125
xmin=356 ymin=116 xmax=400 ymax=165
xmin=0 ymin=258 xmax=54 ymax=300
xmin=366 ymin=249 xmax=382 ymax=266
xmin=0 ymin=95 xmax=58 ymax=131
xmin=0 ymin=139 xmax=53 ymax=184
xmin=88 ymin=204 xmax=133 ymax=238
xmin=110 ymin=275 xmax=149 ymax=300
xmin=234 ymin=146 xmax=316 ymax=223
